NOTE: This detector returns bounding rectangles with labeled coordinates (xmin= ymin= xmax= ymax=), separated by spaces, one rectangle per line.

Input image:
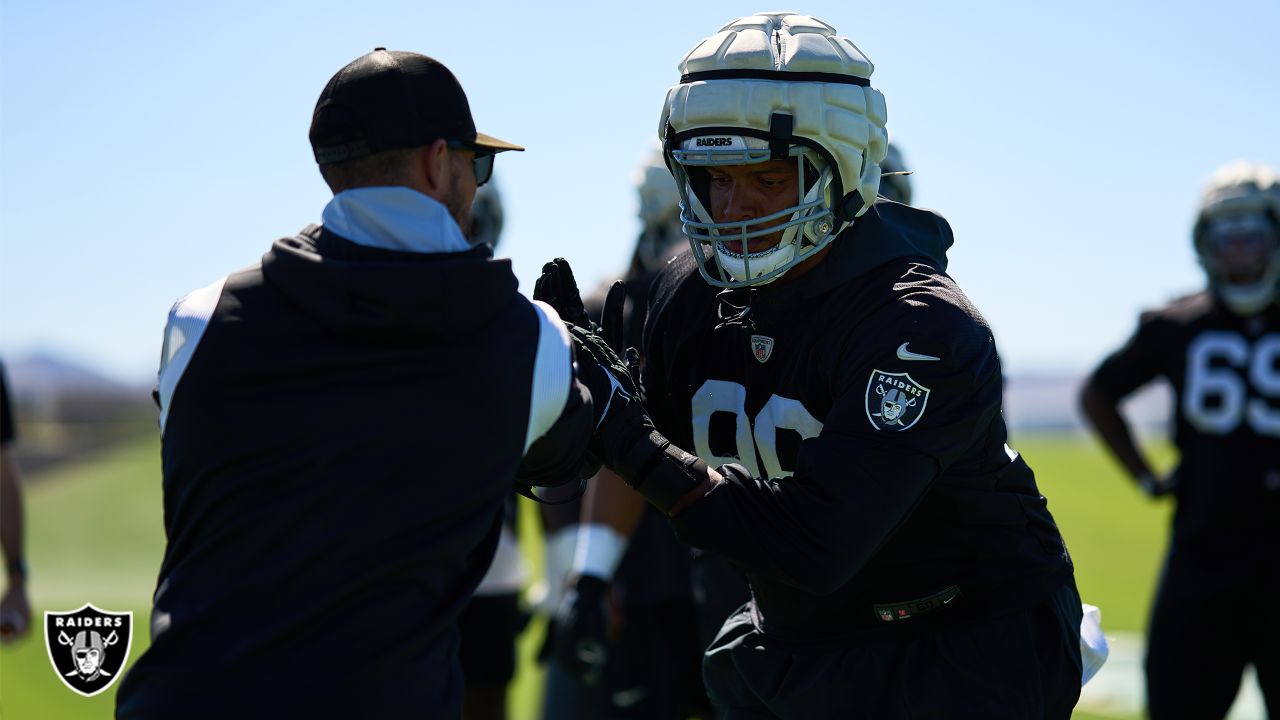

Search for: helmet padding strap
xmin=769 ymin=113 xmax=794 ymax=161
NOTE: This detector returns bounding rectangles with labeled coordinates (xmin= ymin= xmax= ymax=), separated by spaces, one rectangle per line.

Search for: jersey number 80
xmin=690 ymin=380 xmax=823 ymax=479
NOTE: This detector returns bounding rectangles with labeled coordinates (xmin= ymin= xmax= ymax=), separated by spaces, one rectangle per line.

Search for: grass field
xmin=0 ymin=430 xmax=1176 ymax=719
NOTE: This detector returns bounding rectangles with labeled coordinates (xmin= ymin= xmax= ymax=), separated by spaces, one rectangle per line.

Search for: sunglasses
xmin=447 ymin=141 xmax=495 ymax=187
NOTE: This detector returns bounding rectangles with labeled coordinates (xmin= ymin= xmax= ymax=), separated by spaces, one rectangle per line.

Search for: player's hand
xmin=534 ymin=258 xmax=592 ymax=330
xmin=1136 ymin=470 xmax=1176 ymax=498
xmin=0 ymin=583 xmax=31 ymax=643
xmin=598 ymin=279 xmax=643 ymax=394
xmin=554 ymin=574 xmax=610 ymax=686
xmin=534 ymin=259 xmax=662 ymax=484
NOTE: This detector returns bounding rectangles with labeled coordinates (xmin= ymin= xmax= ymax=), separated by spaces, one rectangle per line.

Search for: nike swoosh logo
xmin=896 ymin=342 xmax=940 ymax=362
xmin=596 ymin=370 xmax=632 ymax=429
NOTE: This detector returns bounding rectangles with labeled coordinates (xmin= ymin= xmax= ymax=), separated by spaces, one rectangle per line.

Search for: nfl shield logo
xmin=750 ymin=335 xmax=774 ymax=363
xmin=864 ymin=370 xmax=931 ymax=431
xmin=44 ymin=603 xmax=133 ymax=697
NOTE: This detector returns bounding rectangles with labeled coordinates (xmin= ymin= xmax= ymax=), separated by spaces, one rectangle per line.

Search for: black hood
xmin=261 ymin=225 xmax=521 ymax=337
xmin=802 ymin=200 xmax=955 ymax=298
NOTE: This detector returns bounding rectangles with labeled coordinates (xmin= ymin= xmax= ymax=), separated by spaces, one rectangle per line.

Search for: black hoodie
xmin=118 ymin=226 xmax=590 ymax=719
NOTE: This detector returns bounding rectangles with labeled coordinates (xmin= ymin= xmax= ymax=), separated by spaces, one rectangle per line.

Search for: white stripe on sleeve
xmin=524 ymin=300 xmax=573 ymax=453
xmin=157 ymin=276 xmax=227 ymax=434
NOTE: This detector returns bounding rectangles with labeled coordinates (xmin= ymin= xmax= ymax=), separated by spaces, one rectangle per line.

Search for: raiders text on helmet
xmin=1193 ymin=161 xmax=1280 ymax=315
xmin=659 ymin=12 xmax=889 ymax=287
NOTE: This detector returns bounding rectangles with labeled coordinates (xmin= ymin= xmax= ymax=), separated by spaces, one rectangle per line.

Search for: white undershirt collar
xmin=321 ymin=186 xmax=471 ymax=254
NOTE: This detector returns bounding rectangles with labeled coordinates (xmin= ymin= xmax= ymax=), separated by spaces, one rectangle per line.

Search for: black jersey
xmin=643 ymin=201 xmax=1072 ymax=640
xmin=1089 ymin=292 xmax=1279 ymax=592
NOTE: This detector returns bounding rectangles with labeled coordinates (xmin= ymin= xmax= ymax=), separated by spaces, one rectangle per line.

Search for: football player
xmin=541 ymin=148 xmax=709 ymax=720
xmin=1080 ymin=161 xmax=1280 ymax=719
xmin=538 ymin=12 xmax=1083 ymax=718
xmin=556 ymin=139 xmax=918 ymax=655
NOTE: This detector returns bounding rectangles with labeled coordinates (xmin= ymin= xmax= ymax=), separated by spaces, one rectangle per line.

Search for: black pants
xmin=703 ymin=582 xmax=1084 ymax=720
xmin=1146 ymin=568 xmax=1280 ymax=720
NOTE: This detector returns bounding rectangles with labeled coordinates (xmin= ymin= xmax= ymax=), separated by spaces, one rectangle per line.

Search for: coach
xmin=117 ymin=49 xmax=594 ymax=718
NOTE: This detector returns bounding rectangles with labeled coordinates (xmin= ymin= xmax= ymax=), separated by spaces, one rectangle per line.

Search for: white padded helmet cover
xmin=659 ymin=12 xmax=888 ymax=217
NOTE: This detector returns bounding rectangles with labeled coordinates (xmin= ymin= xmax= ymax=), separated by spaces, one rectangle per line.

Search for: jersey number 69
xmin=1183 ymin=332 xmax=1280 ymax=437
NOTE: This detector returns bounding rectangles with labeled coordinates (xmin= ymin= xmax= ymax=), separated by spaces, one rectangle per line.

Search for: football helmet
xmin=659 ymin=12 xmax=888 ymax=287
xmin=879 ymin=142 xmax=913 ymax=205
xmin=468 ymin=178 xmax=504 ymax=250
xmin=635 ymin=145 xmax=685 ymax=272
xmin=1192 ymin=162 xmax=1280 ymax=315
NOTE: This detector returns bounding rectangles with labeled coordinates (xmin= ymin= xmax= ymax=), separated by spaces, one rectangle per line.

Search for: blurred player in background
xmin=1080 ymin=161 xmax=1280 ymax=719
xmin=542 ymin=148 xmax=709 ymax=720
xmin=0 ymin=361 xmax=31 ymax=643
xmin=458 ymin=179 xmax=531 ymax=720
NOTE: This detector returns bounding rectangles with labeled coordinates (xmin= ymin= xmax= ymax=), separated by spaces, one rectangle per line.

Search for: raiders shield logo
xmin=750 ymin=335 xmax=774 ymax=363
xmin=44 ymin=604 xmax=132 ymax=697
xmin=865 ymin=370 xmax=930 ymax=431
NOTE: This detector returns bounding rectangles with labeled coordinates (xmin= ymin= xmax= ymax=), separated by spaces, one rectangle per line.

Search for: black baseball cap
xmin=310 ymin=48 xmax=523 ymax=165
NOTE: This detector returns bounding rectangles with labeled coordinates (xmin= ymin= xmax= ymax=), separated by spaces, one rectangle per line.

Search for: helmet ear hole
xmin=836 ymin=190 xmax=866 ymax=222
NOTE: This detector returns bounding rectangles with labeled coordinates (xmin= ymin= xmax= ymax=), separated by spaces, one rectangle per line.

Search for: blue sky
xmin=1 ymin=0 xmax=1277 ymax=383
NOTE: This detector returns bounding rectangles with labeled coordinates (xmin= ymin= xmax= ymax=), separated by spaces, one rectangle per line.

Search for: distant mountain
xmin=4 ymin=353 xmax=143 ymax=404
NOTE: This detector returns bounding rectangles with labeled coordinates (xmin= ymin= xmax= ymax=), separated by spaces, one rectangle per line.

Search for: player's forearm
xmin=669 ymin=465 xmax=863 ymax=595
xmin=604 ymin=427 xmax=717 ymax=517
xmin=672 ymin=436 xmax=938 ymax=595
xmin=582 ymin=467 xmax=648 ymax=536
xmin=566 ymin=468 xmax=652 ymax=583
xmin=1079 ymin=379 xmax=1153 ymax=479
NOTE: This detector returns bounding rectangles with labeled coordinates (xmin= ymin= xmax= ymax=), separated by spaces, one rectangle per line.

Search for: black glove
xmin=534 ymin=258 xmax=645 ymax=438
xmin=533 ymin=259 xmax=704 ymax=515
xmin=533 ymin=257 xmax=593 ymax=330
xmin=554 ymin=574 xmax=610 ymax=686
xmin=566 ymin=313 xmax=655 ymax=474
xmin=1137 ymin=469 xmax=1177 ymax=498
